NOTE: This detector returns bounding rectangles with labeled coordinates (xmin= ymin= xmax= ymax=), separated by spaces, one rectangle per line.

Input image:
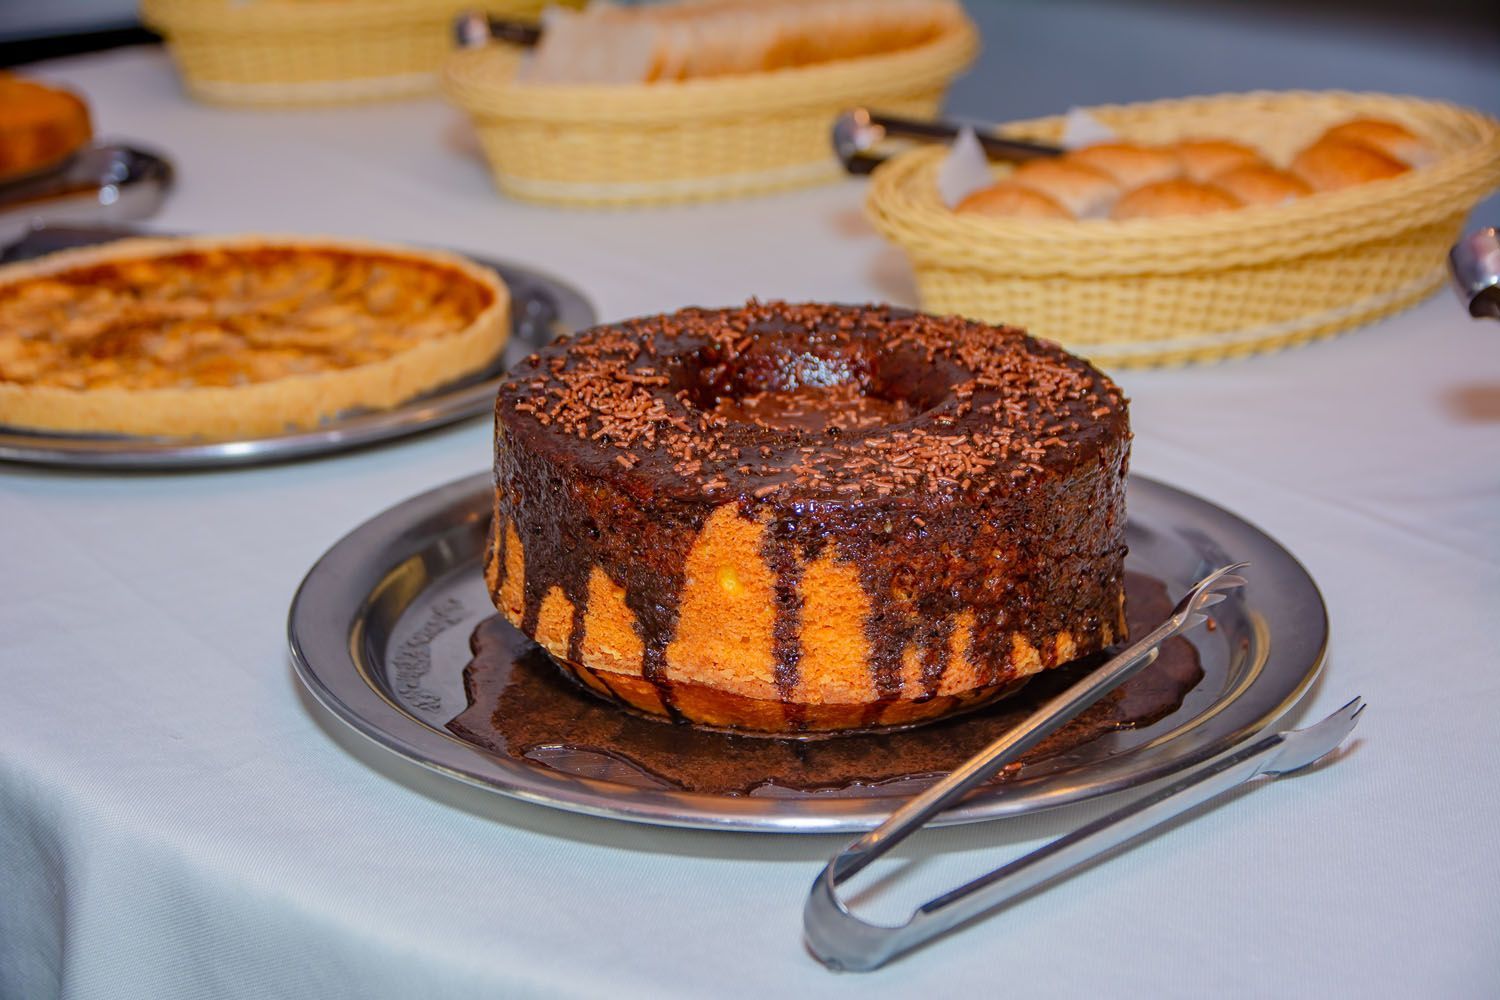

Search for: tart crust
xmin=0 ymin=234 xmax=509 ymax=438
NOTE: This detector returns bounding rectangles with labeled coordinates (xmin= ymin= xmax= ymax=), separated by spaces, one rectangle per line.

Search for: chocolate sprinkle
xmin=496 ymin=301 xmax=1127 ymax=503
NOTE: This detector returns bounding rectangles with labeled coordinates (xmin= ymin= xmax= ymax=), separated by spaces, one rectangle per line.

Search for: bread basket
xmin=442 ymin=16 xmax=978 ymax=208
xmin=140 ymin=0 xmax=575 ymax=107
xmin=865 ymin=91 xmax=1500 ymax=367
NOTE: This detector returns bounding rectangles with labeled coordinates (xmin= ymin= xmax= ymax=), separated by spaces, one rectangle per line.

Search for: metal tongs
xmin=0 ymin=144 xmax=172 ymax=250
xmin=804 ymin=563 xmax=1365 ymax=971
xmin=1450 ymin=226 xmax=1500 ymax=320
xmin=832 ymin=108 xmax=1063 ymax=175
xmin=453 ymin=11 xmax=542 ymax=49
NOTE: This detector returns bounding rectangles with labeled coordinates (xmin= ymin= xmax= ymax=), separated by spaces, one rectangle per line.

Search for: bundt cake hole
xmin=667 ymin=340 xmax=953 ymax=437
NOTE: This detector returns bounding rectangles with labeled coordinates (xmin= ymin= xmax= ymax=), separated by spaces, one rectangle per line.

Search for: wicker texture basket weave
xmin=866 ymin=91 xmax=1500 ymax=367
xmin=141 ymin=0 xmax=571 ymax=107
xmin=442 ymin=17 xmax=978 ymax=207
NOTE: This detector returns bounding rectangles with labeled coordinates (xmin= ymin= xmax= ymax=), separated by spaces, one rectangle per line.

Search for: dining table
xmin=2 ymin=3 xmax=1498 ymax=996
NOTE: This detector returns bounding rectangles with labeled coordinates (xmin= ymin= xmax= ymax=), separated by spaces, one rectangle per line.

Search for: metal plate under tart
xmin=288 ymin=472 xmax=1329 ymax=834
xmin=0 ymin=227 xmax=597 ymax=470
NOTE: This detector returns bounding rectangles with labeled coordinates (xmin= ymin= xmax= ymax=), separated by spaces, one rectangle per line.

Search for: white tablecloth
xmin=4 ymin=5 xmax=1499 ymax=996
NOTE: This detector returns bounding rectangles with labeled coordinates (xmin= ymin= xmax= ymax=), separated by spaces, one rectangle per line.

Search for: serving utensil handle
xmin=833 ymin=108 xmax=1063 ymax=175
xmin=454 ymin=11 xmax=541 ymax=49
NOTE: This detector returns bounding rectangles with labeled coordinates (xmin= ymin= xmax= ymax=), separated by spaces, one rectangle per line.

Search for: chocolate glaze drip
xmin=566 ymin=600 xmax=587 ymax=668
xmin=920 ymin=616 xmax=957 ymax=700
xmin=449 ymin=573 xmax=1199 ymax=797
xmin=491 ymin=302 xmax=1130 ymax=716
xmin=497 ymin=424 xmax=704 ymax=721
xmin=763 ymin=524 xmax=805 ymax=720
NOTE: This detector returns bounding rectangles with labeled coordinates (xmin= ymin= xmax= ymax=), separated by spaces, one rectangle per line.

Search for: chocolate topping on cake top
xmin=499 ymin=301 xmax=1127 ymax=502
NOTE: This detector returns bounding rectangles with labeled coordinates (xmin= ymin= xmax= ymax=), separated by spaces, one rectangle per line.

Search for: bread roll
xmin=1110 ymin=179 xmax=1242 ymax=220
xmin=955 ymin=181 xmax=1072 ymax=219
xmin=1321 ymin=118 xmax=1435 ymax=167
xmin=520 ymin=0 xmax=966 ymax=85
xmin=1070 ymin=142 xmax=1180 ymax=188
xmin=1291 ymin=137 xmax=1408 ymax=191
xmin=1210 ymin=164 xmax=1312 ymax=206
xmin=1009 ymin=157 xmax=1120 ymax=217
xmin=1172 ymin=138 xmax=1264 ymax=182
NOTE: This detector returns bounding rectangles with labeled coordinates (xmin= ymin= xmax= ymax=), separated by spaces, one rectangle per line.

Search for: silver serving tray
xmin=0 ymin=227 xmax=597 ymax=470
xmin=288 ymin=472 xmax=1329 ymax=833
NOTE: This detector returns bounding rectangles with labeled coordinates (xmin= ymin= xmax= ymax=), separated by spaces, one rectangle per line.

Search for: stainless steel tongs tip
xmin=1172 ymin=562 xmax=1248 ymax=627
xmin=1266 ymin=696 xmax=1365 ymax=775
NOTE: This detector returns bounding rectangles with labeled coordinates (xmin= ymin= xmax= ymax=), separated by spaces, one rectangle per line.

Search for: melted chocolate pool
xmin=446 ymin=573 xmax=1202 ymax=797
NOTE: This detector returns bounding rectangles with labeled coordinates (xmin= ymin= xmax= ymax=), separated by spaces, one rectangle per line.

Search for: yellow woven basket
xmin=866 ymin=91 xmax=1500 ymax=367
xmin=141 ymin=0 xmax=576 ymax=107
xmin=441 ymin=16 xmax=978 ymax=207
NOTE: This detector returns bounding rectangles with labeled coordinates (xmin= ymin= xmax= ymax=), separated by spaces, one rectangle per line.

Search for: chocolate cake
xmin=486 ymin=302 xmax=1130 ymax=735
